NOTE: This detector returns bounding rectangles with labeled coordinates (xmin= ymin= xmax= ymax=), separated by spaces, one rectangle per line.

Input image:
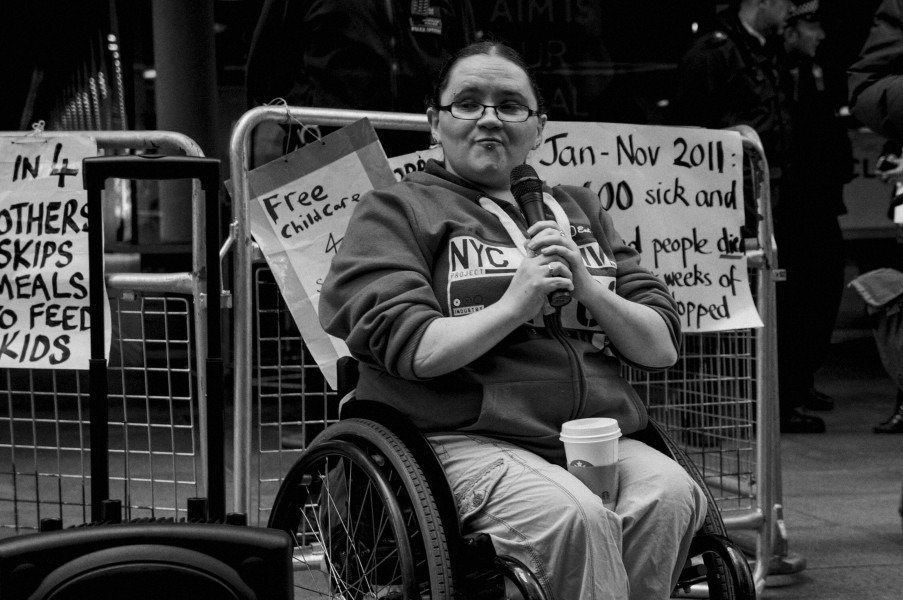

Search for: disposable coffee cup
xmin=560 ymin=417 xmax=621 ymax=510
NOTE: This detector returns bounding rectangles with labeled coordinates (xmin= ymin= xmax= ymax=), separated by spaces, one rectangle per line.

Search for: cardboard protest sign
xmin=247 ymin=119 xmax=396 ymax=388
xmin=0 ymin=134 xmax=110 ymax=369
xmin=389 ymin=121 xmax=762 ymax=333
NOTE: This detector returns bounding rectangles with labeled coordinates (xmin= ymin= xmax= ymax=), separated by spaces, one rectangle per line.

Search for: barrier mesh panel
xmin=0 ymin=294 xmax=200 ymax=535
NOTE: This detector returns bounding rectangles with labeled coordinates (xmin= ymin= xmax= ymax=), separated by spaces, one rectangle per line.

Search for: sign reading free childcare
xmin=248 ymin=119 xmax=396 ymax=388
xmin=0 ymin=134 xmax=110 ymax=370
xmin=390 ymin=122 xmax=762 ymax=332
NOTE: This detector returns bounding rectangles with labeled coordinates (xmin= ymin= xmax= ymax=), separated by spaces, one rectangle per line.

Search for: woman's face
xmin=427 ymin=53 xmax=545 ymax=192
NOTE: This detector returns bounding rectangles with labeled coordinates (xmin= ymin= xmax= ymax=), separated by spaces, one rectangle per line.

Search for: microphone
xmin=510 ymin=164 xmax=571 ymax=308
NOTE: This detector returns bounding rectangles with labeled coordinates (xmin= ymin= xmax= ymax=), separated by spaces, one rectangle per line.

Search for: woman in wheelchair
xmin=318 ymin=41 xmax=708 ymax=600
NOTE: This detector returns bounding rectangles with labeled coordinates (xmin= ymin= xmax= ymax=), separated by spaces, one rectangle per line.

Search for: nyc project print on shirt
xmin=443 ymin=197 xmax=617 ymax=351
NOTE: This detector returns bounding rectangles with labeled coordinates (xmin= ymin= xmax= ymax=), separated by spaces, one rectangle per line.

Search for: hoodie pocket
xmin=463 ymin=380 xmax=575 ymax=439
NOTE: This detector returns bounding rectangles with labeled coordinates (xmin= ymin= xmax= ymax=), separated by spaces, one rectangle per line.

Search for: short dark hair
xmin=428 ymin=41 xmax=546 ymax=115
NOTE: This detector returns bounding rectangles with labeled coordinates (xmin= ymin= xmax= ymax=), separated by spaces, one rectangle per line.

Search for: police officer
xmin=671 ymin=0 xmax=793 ymax=200
xmin=671 ymin=1 xmax=827 ymax=434
xmin=776 ymin=0 xmax=853 ymax=430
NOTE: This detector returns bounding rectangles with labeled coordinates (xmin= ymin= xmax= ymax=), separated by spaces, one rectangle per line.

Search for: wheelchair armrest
xmin=336 ymin=355 xmax=360 ymax=399
xmin=625 ymin=416 xmax=670 ymax=450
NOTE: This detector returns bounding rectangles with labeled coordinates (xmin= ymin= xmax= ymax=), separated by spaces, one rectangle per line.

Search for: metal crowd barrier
xmin=0 ymin=131 xmax=213 ymax=534
xmin=627 ymin=125 xmax=782 ymax=595
xmin=227 ymin=107 xmax=783 ymax=594
xmin=227 ymin=106 xmax=425 ymax=522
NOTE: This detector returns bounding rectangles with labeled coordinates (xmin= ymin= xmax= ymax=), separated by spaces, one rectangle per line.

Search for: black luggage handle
xmin=82 ymin=155 xmax=225 ymax=523
xmin=82 ymin=155 xmax=220 ymax=192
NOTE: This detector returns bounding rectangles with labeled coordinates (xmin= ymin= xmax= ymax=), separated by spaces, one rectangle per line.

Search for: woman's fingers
xmin=880 ymin=155 xmax=903 ymax=182
xmin=545 ymin=260 xmax=572 ymax=282
xmin=541 ymin=260 xmax=575 ymax=300
xmin=525 ymin=220 xmax=561 ymax=237
xmin=504 ymin=255 xmax=573 ymax=317
xmin=517 ymin=223 xmax=580 ymax=304
xmin=525 ymin=223 xmax=572 ymax=255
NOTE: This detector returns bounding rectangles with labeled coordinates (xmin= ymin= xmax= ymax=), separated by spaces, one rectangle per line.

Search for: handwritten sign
xmin=0 ymin=134 xmax=110 ymax=369
xmin=389 ymin=122 xmax=762 ymax=332
xmin=247 ymin=119 xmax=396 ymax=387
xmin=389 ymin=145 xmax=443 ymax=183
xmin=534 ymin=122 xmax=760 ymax=332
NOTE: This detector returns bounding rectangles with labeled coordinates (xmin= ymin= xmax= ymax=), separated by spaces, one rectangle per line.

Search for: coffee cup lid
xmin=560 ymin=417 xmax=621 ymax=439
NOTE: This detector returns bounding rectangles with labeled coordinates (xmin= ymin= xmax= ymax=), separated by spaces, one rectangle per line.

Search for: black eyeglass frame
xmin=438 ymin=101 xmax=541 ymax=123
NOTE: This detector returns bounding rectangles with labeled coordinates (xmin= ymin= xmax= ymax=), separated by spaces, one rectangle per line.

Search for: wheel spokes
xmin=287 ymin=452 xmax=408 ymax=598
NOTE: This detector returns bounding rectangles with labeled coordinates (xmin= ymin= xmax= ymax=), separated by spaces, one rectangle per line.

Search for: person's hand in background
xmin=877 ymin=139 xmax=903 ymax=183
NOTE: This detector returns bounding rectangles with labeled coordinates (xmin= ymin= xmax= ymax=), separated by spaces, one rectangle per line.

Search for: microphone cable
xmin=543 ymin=308 xmax=587 ymax=420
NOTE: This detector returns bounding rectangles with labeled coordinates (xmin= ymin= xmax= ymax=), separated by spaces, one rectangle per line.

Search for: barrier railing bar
xmin=734 ymin=125 xmax=781 ymax=595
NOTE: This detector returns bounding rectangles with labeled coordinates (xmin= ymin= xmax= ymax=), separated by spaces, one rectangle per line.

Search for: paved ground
xmin=760 ymin=335 xmax=903 ymax=600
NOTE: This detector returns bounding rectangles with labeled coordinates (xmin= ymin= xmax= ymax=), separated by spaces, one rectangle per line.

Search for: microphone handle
xmin=518 ymin=194 xmax=545 ymax=226
xmin=519 ymin=193 xmax=571 ymax=308
xmin=549 ymin=288 xmax=571 ymax=308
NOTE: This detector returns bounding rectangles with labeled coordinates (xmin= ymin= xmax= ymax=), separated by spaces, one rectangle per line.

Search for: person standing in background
xmin=245 ymin=0 xmax=476 ymax=161
xmin=775 ymin=0 xmax=853 ymax=430
xmin=848 ymin=0 xmax=903 ymax=220
xmin=671 ymin=0 xmax=828 ymax=433
xmin=849 ymin=0 xmax=903 ymax=143
xmin=849 ymin=2 xmax=903 ymax=533
xmin=848 ymin=0 xmax=903 ymax=434
xmin=669 ymin=0 xmax=793 ymax=223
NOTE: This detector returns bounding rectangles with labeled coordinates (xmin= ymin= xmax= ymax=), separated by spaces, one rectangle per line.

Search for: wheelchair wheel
xmin=268 ymin=419 xmax=453 ymax=599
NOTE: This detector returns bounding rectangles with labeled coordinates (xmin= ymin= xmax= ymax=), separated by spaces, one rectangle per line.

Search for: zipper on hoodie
xmin=544 ymin=312 xmax=587 ymax=419
xmin=486 ymin=196 xmax=589 ymax=419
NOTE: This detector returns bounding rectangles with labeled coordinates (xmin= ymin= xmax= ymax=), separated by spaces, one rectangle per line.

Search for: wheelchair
xmin=267 ymin=358 xmax=755 ymax=599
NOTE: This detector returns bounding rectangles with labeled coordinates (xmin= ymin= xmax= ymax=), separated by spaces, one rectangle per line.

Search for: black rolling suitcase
xmin=0 ymin=155 xmax=292 ymax=600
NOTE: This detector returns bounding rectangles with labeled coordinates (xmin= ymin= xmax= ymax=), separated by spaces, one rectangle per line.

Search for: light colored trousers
xmin=428 ymin=434 xmax=708 ymax=600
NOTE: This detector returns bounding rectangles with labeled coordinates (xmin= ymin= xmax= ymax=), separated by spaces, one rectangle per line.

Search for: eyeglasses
xmin=439 ymin=101 xmax=539 ymax=123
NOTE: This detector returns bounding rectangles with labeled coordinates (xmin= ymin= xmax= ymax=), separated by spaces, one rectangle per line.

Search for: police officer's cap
xmin=787 ymin=0 xmax=820 ymax=24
